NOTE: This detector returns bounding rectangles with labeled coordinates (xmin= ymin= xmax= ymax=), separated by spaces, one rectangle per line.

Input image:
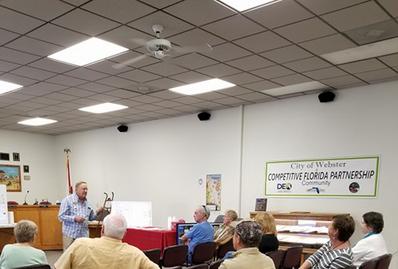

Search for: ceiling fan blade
xmin=130 ymin=38 xmax=149 ymax=46
xmin=160 ymin=54 xmax=175 ymax=63
xmin=173 ymin=43 xmax=213 ymax=54
xmin=112 ymin=54 xmax=148 ymax=69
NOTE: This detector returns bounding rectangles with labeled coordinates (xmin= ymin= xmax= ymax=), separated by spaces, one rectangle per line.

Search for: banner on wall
xmin=265 ymin=156 xmax=379 ymax=197
xmin=206 ymin=174 xmax=221 ymax=211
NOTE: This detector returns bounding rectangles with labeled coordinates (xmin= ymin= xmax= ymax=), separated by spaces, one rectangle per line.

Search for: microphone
xmin=23 ymin=190 xmax=29 ymax=205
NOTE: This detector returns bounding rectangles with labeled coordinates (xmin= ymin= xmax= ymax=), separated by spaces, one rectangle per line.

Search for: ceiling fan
xmin=112 ymin=24 xmax=213 ymax=69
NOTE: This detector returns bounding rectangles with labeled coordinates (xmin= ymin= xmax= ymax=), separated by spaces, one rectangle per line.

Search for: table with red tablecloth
xmin=122 ymin=228 xmax=177 ymax=253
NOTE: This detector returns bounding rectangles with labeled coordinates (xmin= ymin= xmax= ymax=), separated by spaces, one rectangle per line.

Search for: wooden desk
xmin=251 ymin=211 xmax=349 ymax=264
xmin=250 ymin=211 xmax=343 ymax=221
xmin=8 ymin=205 xmax=62 ymax=250
xmin=89 ymin=224 xmax=176 ymax=253
xmin=123 ymin=228 xmax=176 ymax=253
xmin=89 ymin=222 xmax=102 ymax=238
xmin=0 ymin=225 xmax=15 ymax=252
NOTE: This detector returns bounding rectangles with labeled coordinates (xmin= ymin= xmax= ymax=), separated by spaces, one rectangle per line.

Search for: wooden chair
xmin=143 ymin=248 xmax=161 ymax=265
xmin=216 ymin=239 xmax=234 ymax=259
xmin=376 ymin=254 xmax=392 ymax=269
xmin=14 ymin=265 xmax=51 ymax=269
xmin=209 ymin=259 xmax=224 ymax=269
xmin=280 ymin=245 xmax=303 ymax=269
xmin=188 ymin=264 xmax=209 ymax=269
xmin=266 ymin=249 xmax=286 ymax=269
xmin=161 ymin=245 xmax=188 ymax=268
xmin=191 ymin=242 xmax=217 ymax=265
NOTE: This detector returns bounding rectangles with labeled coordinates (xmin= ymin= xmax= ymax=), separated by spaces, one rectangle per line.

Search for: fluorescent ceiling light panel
xmin=18 ymin=117 xmax=57 ymax=126
xmin=262 ymin=81 xmax=328 ymax=96
xmin=48 ymin=37 xmax=128 ymax=66
xmin=215 ymin=0 xmax=281 ymax=12
xmin=321 ymin=37 xmax=398 ymax=65
xmin=169 ymin=78 xmax=235 ymax=95
xmin=0 ymin=80 xmax=23 ymax=95
xmin=79 ymin=102 xmax=128 ymax=114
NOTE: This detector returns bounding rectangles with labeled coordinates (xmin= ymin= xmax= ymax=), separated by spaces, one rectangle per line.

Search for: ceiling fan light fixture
xmin=146 ymin=38 xmax=172 ymax=58
xmin=169 ymin=78 xmax=235 ymax=95
xmin=215 ymin=0 xmax=281 ymax=12
xmin=48 ymin=37 xmax=128 ymax=66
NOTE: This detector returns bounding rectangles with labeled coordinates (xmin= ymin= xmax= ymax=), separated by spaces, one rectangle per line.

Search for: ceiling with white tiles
xmin=0 ymin=0 xmax=397 ymax=135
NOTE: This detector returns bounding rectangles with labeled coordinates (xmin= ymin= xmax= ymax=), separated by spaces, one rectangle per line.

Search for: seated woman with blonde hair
xmin=0 ymin=220 xmax=48 ymax=269
xmin=214 ymin=209 xmax=238 ymax=246
xmin=254 ymin=212 xmax=279 ymax=253
xmin=299 ymin=215 xmax=355 ymax=269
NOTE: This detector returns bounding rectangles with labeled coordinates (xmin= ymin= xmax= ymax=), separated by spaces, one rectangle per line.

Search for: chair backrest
xmin=162 ymin=244 xmax=188 ymax=267
xmin=266 ymin=250 xmax=286 ymax=269
xmin=359 ymin=258 xmax=379 ymax=269
xmin=214 ymin=215 xmax=224 ymax=223
xmin=192 ymin=241 xmax=217 ymax=265
xmin=281 ymin=246 xmax=303 ymax=269
xmin=209 ymin=259 xmax=224 ymax=269
xmin=143 ymin=248 xmax=161 ymax=265
xmin=188 ymin=264 xmax=209 ymax=269
xmin=216 ymin=239 xmax=234 ymax=259
xmin=376 ymin=254 xmax=392 ymax=269
xmin=14 ymin=265 xmax=51 ymax=269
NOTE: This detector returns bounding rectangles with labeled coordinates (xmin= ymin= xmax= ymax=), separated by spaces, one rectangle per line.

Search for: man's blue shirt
xmin=185 ymin=220 xmax=214 ymax=255
xmin=58 ymin=193 xmax=96 ymax=238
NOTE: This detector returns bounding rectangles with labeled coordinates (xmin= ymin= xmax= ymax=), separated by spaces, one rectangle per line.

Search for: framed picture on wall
xmin=12 ymin=153 xmax=20 ymax=162
xmin=0 ymin=164 xmax=21 ymax=192
xmin=255 ymin=198 xmax=267 ymax=211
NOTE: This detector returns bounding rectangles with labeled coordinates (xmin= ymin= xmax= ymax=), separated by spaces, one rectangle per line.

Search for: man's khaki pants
xmin=63 ymin=236 xmax=75 ymax=251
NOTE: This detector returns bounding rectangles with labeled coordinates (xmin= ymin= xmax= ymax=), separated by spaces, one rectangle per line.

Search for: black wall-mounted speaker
xmin=117 ymin=124 xmax=128 ymax=132
xmin=197 ymin=112 xmax=211 ymax=121
xmin=318 ymin=91 xmax=335 ymax=103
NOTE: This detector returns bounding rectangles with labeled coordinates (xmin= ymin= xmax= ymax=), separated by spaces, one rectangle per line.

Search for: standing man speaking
xmin=58 ymin=181 xmax=103 ymax=250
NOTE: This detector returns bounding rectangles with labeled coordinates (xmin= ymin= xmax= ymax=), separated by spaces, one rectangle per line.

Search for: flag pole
xmin=64 ymin=149 xmax=73 ymax=194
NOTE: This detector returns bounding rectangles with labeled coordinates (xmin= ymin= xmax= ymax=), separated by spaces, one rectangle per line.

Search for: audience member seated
xmin=219 ymin=220 xmax=275 ymax=269
xmin=0 ymin=220 xmax=48 ymax=269
xmin=214 ymin=209 xmax=238 ymax=246
xmin=182 ymin=206 xmax=214 ymax=264
xmin=54 ymin=213 xmax=159 ymax=269
xmin=299 ymin=215 xmax=355 ymax=269
xmin=352 ymin=212 xmax=387 ymax=267
xmin=254 ymin=212 xmax=279 ymax=253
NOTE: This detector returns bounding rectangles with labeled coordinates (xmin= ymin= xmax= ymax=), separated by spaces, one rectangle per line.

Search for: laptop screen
xmin=176 ymin=222 xmax=222 ymax=244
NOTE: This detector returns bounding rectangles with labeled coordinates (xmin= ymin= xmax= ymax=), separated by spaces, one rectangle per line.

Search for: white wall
xmin=0 ymin=130 xmax=59 ymax=204
xmin=54 ymin=107 xmax=242 ymax=227
xmin=2 ymin=80 xmax=397 ymax=266
xmin=241 ymin=81 xmax=398 ymax=265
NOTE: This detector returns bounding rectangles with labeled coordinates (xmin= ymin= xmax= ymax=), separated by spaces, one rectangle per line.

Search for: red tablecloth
xmin=123 ymin=228 xmax=176 ymax=253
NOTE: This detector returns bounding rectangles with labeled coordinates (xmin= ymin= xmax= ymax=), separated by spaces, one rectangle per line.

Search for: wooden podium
xmin=0 ymin=226 xmax=15 ymax=252
xmin=8 ymin=205 xmax=63 ymax=250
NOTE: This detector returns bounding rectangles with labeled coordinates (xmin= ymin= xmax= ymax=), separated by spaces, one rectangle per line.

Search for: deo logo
xmin=277 ymin=183 xmax=292 ymax=190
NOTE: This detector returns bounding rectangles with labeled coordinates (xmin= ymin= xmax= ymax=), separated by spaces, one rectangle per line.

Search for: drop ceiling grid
xmin=0 ymin=0 xmax=397 ymax=135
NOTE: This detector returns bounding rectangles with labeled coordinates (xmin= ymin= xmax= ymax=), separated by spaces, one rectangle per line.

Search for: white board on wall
xmin=0 ymin=185 xmax=8 ymax=224
xmin=111 ymin=201 xmax=152 ymax=228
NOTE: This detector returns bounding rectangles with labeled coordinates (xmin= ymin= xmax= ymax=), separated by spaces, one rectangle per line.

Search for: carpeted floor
xmin=45 ymin=251 xmax=63 ymax=268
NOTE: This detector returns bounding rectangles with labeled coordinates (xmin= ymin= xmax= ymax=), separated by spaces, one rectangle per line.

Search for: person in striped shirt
xmin=299 ymin=215 xmax=355 ymax=269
